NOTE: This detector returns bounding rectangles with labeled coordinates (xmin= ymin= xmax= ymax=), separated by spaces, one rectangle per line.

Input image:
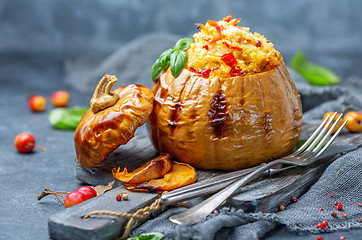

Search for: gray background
xmin=0 ymin=0 xmax=361 ymax=239
xmin=1 ymin=0 xmax=361 ymax=89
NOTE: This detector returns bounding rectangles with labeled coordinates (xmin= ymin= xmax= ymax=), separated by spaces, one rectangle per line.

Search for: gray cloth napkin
xmin=131 ymin=149 xmax=362 ymax=240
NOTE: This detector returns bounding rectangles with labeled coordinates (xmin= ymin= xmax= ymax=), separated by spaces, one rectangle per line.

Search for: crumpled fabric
xmin=131 ymin=148 xmax=362 ymax=240
xmin=130 ymin=70 xmax=362 ymax=240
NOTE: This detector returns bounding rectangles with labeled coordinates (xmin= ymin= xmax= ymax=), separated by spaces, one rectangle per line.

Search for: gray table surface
xmin=0 ymin=57 xmax=360 ymax=239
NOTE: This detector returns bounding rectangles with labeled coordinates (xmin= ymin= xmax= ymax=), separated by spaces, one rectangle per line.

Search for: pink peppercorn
xmin=336 ymin=203 xmax=343 ymax=211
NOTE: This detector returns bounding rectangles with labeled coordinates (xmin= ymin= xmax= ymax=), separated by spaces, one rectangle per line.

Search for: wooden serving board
xmin=48 ymin=123 xmax=361 ymax=240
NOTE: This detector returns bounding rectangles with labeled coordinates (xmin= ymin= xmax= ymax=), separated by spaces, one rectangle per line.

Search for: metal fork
xmin=169 ymin=112 xmax=348 ymax=225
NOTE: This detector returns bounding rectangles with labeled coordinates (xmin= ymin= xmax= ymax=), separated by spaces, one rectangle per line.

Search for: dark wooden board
xmin=49 ymin=122 xmax=361 ymax=240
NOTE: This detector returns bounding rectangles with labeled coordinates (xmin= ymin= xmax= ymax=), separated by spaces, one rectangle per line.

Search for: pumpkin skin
xmin=75 ymin=84 xmax=154 ymax=168
xmin=148 ymin=62 xmax=302 ymax=170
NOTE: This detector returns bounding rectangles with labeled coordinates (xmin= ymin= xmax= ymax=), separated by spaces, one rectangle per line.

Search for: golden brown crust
xmin=148 ymin=62 xmax=302 ymax=170
xmin=125 ymin=161 xmax=197 ymax=192
xmin=74 ymin=84 xmax=154 ymax=168
xmin=112 ymin=153 xmax=172 ymax=184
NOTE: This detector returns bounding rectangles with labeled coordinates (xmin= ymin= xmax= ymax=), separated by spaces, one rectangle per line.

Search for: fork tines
xmin=290 ymin=112 xmax=348 ymax=162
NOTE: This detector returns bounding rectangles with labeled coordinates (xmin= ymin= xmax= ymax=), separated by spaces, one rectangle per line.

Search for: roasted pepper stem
xmin=90 ymin=74 xmax=120 ymax=113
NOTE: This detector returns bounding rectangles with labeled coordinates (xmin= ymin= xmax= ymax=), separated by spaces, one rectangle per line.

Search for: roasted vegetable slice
xmin=125 ymin=161 xmax=197 ymax=192
xmin=112 ymin=153 xmax=172 ymax=184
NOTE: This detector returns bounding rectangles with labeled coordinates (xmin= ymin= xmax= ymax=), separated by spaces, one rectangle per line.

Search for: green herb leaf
xmin=296 ymin=138 xmax=326 ymax=150
xmin=151 ymin=59 xmax=163 ymax=82
xmin=175 ymin=38 xmax=194 ymax=51
xmin=170 ymin=50 xmax=188 ymax=78
xmin=290 ymin=51 xmax=340 ymax=86
xmin=296 ymin=139 xmax=307 ymax=149
xmin=159 ymin=48 xmax=175 ymax=71
xmin=151 ymin=37 xmax=193 ymax=82
xmin=48 ymin=107 xmax=87 ymax=130
xmin=127 ymin=232 xmax=164 ymax=240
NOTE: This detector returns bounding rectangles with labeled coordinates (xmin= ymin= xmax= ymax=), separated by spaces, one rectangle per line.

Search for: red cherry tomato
xmin=76 ymin=186 xmax=97 ymax=200
xmin=14 ymin=132 xmax=35 ymax=153
xmin=51 ymin=90 xmax=70 ymax=108
xmin=28 ymin=95 xmax=46 ymax=112
xmin=64 ymin=191 xmax=87 ymax=208
xmin=344 ymin=111 xmax=362 ymax=132
xmin=323 ymin=112 xmax=343 ymax=134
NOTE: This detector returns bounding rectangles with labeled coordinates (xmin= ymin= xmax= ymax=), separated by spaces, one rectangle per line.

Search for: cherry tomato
xmin=14 ymin=132 xmax=35 ymax=153
xmin=28 ymin=95 xmax=46 ymax=112
xmin=76 ymin=186 xmax=97 ymax=200
xmin=64 ymin=191 xmax=87 ymax=208
xmin=344 ymin=111 xmax=362 ymax=132
xmin=323 ymin=112 xmax=343 ymax=134
xmin=51 ymin=90 xmax=70 ymax=107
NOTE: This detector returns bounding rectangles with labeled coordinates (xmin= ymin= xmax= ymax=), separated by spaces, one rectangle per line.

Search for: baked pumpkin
xmin=148 ymin=16 xmax=303 ymax=170
xmin=74 ymin=74 xmax=154 ymax=168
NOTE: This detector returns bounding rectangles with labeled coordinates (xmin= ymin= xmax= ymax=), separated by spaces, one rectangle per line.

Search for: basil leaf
xmin=290 ymin=51 xmax=340 ymax=86
xmin=296 ymin=139 xmax=307 ymax=149
xmin=49 ymin=107 xmax=87 ymax=130
xmin=170 ymin=50 xmax=188 ymax=78
xmin=290 ymin=51 xmax=307 ymax=71
xmin=151 ymin=59 xmax=163 ymax=82
xmin=175 ymin=38 xmax=194 ymax=51
xmin=296 ymin=138 xmax=326 ymax=150
xmin=126 ymin=232 xmax=164 ymax=240
xmin=159 ymin=48 xmax=175 ymax=71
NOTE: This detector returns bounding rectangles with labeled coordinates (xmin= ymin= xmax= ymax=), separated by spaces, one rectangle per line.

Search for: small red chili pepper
xmin=200 ymin=69 xmax=211 ymax=78
xmin=203 ymin=44 xmax=209 ymax=50
xmin=221 ymin=52 xmax=238 ymax=68
xmin=316 ymin=236 xmax=323 ymax=240
xmin=328 ymin=193 xmax=333 ymax=197
xmin=357 ymin=202 xmax=361 ymax=206
xmin=340 ymin=236 xmax=346 ymax=240
xmin=230 ymin=68 xmax=242 ymax=77
xmin=341 ymin=212 xmax=347 ymax=217
xmin=189 ymin=67 xmax=198 ymax=73
xmin=331 ymin=211 xmax=337 ymax=217
xmin=224 ymin=42 xmax=230 ymax=48
xmin=318 ymin=207 xmax=324 ymax=211
xmin=336 ymin=203 xmax=343 ymax=211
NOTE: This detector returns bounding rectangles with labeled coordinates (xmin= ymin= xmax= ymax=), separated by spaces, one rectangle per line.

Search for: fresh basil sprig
xmin=127 ymin=232 xmax=164 ymax=240
xmin=151 ymin=37 xmax=194 ymax=82
xmin=48 ymin=107 xmax=87 ymax=130
xmin=290 ymin=51 xmax=340 ymax=86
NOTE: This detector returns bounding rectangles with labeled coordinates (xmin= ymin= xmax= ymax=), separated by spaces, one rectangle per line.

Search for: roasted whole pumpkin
xmin=148 ymin=16 xmax=303 ymax=170
xmin=74 ymin=74 xmax=154 ymax=168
